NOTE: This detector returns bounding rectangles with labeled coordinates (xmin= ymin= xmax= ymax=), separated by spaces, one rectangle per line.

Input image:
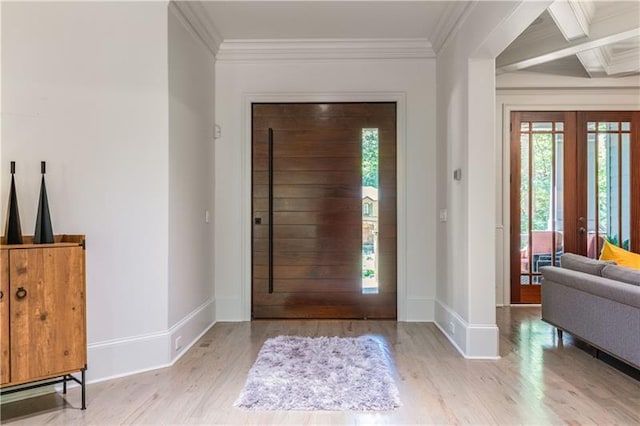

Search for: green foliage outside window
xmin=522 ymin=132 xmax=626 ymax=246
xmin=521 ymin=133 xmax=554 ymax=234
xmin=362 ymin=129 xmax=378 ymax=188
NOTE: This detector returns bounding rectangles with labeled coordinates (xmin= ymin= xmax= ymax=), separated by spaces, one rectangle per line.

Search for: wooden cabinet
xmin=0 ymin=235 xmax=86 ymax=408
xmin=1 ymin=249 xmax=9 ymax=385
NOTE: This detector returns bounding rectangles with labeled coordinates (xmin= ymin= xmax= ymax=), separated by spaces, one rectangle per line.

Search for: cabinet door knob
xmin=0 ymin=290 xmax=3 ymax=300
xmin=15 ymin=287 xmax=27 ymax=300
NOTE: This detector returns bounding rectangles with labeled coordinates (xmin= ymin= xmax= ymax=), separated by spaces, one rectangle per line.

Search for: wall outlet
xmin=449 ymin=322 xmax=456 ymax=335
xmin=439 ymin=209 xmax=448 ymax=222
xmin=205 ymin=210 xmax=210 ymax=223
xmin=175 ymin=336 xmax=182 ymax=352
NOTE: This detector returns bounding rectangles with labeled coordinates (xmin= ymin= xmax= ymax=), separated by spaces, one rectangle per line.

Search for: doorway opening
xmin=510 ymin=111 xmax=639 ymax=304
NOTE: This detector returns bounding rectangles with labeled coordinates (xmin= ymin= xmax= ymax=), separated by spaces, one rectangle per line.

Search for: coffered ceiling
xmin=497 ymin=1 xmax=640 ymax=78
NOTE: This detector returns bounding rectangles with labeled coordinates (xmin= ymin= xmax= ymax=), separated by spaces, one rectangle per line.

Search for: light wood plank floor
xmin=2 ymin=307 xmax=639 ymax=424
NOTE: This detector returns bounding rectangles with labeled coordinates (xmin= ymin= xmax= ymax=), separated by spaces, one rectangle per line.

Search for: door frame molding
xmin=499 ymin=97 xmax=640 ymax=306
xmin=241 ymin=92 xmax=408 ymax=320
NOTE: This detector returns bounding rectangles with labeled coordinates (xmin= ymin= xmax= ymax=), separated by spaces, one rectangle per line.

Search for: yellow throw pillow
xmin=600 ymin=240 xmax=640 ymax=270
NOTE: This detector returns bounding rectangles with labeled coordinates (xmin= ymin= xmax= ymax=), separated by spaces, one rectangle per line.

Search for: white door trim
xmin=240 ymin=92 xmax=408 ymax=320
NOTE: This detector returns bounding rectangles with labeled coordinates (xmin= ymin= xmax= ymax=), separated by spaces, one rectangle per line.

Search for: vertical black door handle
xmin=268 ymin=128 xmax=274 ymax=294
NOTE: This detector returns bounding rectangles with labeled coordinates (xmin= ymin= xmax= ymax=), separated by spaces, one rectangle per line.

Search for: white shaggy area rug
xmin=234 ymin=335 xmax=401 ymax=411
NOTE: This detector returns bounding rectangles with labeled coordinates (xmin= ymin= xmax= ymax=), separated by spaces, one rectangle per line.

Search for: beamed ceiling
xmin=497 ymin=1 xmax=640 ymax=78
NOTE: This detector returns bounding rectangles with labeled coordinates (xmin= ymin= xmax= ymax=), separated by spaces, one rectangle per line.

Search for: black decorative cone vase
xmin=4 ymin=161 xmax=23 ymax=244
xmin=34 ymin=161 xmax=54 ymax=244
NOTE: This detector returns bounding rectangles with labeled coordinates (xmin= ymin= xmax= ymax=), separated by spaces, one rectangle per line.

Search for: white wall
xmin=167 ymin=6 xmax=216 ymax=356
xmin=494 ymin=73 xmax=640 ymax=306
xmin=214 ymin=58 xmax=436 ymax=321
xmin=2 ymin=1 xmax=216 ymax=382
xmin=435 ymin=1 xmax=550 ymax=357
xmin=1 ymin=2 xmax=170 ymax=379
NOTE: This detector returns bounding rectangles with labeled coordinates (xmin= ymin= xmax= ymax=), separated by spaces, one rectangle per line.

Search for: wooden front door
xmin=252 ymin=103 xmax=397 ymax=319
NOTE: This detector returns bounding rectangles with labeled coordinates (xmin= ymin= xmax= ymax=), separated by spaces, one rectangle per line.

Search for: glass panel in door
xmin=584 ymin=119 xmax=632 ymax=257
xmin=514 ymin=114 xmax=565 ymax=299
xmin=511 ymin=112 xmax=573 ymax=304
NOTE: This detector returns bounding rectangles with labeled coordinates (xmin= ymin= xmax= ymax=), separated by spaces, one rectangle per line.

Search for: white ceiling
xmin=196 ymin=1 xmax=471 ymax=52
xmin=182 ymin=1 xmax=639 ymax=78
xmin=202 ymin=2 xmax=444 ymax=39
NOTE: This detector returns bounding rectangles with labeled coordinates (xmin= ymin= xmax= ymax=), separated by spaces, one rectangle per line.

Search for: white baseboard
xmin=86 ymin=298 xmax=216 ymax=384
xmin=169 ymin=299 xmax=216 ymax=362
xmin=466 ymin=323 xmax=500 ymax=359
xmin=434 ymin=299 xmax=468 ymax=355
xmin=404 ymin=298 xmax=435 ymax=321
xmin=215 ymin=297 xmax=245 ymax=321
xmin=86 ymin=330 xmax=169 ymax=384
xmin=434 ymin=299 xmax=500 ymax=359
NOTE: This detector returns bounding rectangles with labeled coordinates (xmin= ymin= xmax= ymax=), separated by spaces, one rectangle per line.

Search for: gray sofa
xmin=540 ymin=253 xmax=640 ymax=369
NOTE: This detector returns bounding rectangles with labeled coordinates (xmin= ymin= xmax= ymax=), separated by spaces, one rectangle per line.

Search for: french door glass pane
xmin=554 ymin=134 xmax=564 ymax=262
xmin=605 ymin=134 xmax=620 ymax=250
xmin=586 ymin=121 xmax=630 ymax=256
xmin=599 ymin=122 xmax=619 ymax=131
xmin=587 ymin=131 xmax=597 ymax=257
xmin=532 ymin=122 xmax=552 ymax=131
xmin=622 ymin=135 xmax=631 ymax=249
xmin=520 ymin=133 xmax=530 ymax=281
xmin=531 ymin=133 xmax=553 ymax=283
xmin=519 ymin=120 xmax=565 ymax=286
xmin=597 ymin=133 xmax=611 ymax=252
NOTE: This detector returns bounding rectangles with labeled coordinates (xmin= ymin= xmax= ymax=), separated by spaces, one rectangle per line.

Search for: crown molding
xmin=435 ymin=1 xmax=477 ymax=55
xmin=430 ymin=1 xmax=474 ymax=54
xmin=216 ymin=38 xmax=435 ymax=62
xmin=170 ymin=1 xmax=222 ymax=57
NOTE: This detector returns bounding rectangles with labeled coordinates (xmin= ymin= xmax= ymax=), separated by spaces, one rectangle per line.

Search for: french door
xmin=252 ymin=103 xmax=397 ymax=319
xmin=576 ymin=112 xmax=640 ymax=258
xmin=510 ymin=111 xmax=639 ymax=304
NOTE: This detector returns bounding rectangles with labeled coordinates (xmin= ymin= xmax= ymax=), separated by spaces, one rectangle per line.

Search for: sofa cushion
xmin=600 ymin=240 xmax=640 ymax=270
xmin=541 ymin=266 xmax=640 ymax=308
xmin=602 ymin=264 xmax=640 ymax=286
xmin=560 ymin=253 xmax=614 ymax=276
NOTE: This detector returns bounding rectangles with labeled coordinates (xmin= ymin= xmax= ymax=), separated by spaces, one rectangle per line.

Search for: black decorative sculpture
xmin=4 ymin=161 xmax=23 ymax=244
xmin=34 ymin=161 xmax=54 ymax=244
